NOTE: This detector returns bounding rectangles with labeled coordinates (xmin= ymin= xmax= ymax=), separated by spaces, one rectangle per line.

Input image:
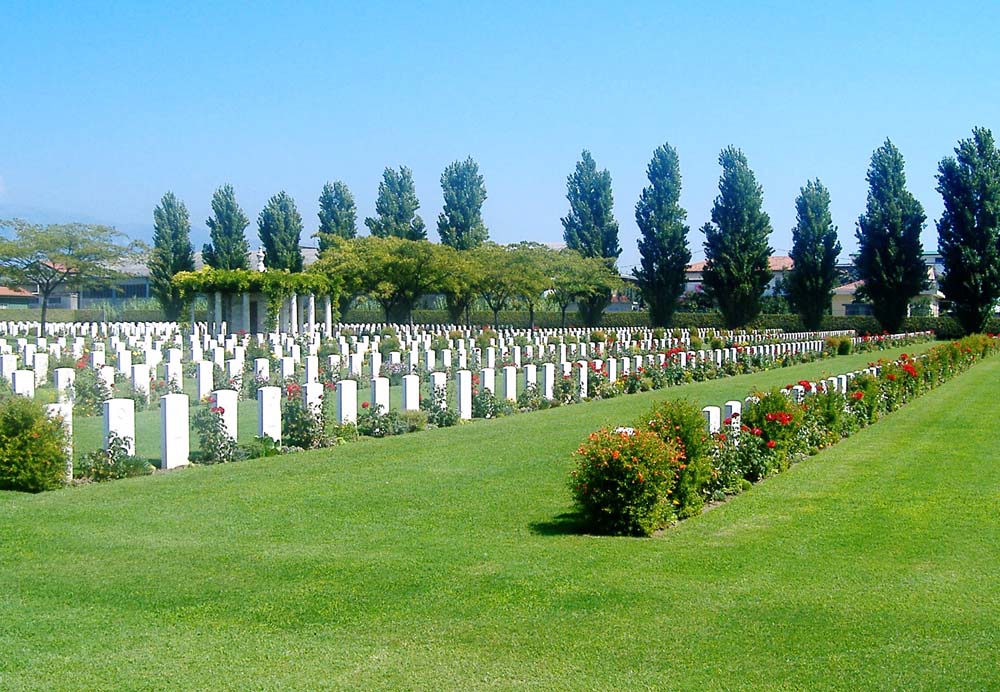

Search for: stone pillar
xmin=242 ymin=292 xmax=250 ymax=333
xmin=302 ymin=381 xmax=323 ymax=413
xmin=53 ymin=367 xmax=75 ymax=402
xmin=402 ymin=374 xmax=420 ymax=411
xmin=456 ymin=370 xmax=472 ymax=420
xmin=502 ymin=365 xmax=517 ymax=401
xmin=371 ymin=376 xmax=390 ymax=412
xmin=104 ymin=398 xmax=136 ymax=456
xmin=212 ymin=389 xmax=239 ymax=442
xmin=257 ymin=386 xmax=282 ymax=443
xmin=323 ymin=295 xmax=333 ymax=336
xmin=541 ymin=363 xmax=556 ymax=400
xmin=160 ymin=393 xmax=190 ymax=469
xmin=702 ymin=405 xmax=721 ymax=434
xmin=289 ymin=294 xmax=299 ymax=335
xmin=196 ymin=361 xmax=213 ymax=401
xmin=214 ymin=291 xmax=222 ymax=332
xmin=337 ymin=379 xmax=358 ymax=424
xmin=307 ymin=293 xmax=316 ymax=335
xmin=12 ymin=370 xmax=35 ymax=398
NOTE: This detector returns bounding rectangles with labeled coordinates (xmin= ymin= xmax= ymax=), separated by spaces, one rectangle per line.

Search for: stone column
xmin=289 ymin=294 xmax=299 ymax=335
xmin=242 ymin=292 xmax=250 ymax=333
xmin=402 ymin=374 xmax=420 ymax=411
xmin=160 ymin=393 xmax=190 ymax=470
xmin=323 ymin=295 xmax=333 ymax=336
xmin=456 ymin=370 xmax=472 ymax=420
xmin=307 ymin=293 xmax=316 ymax=335
xmin=257 ymin=386 xmax=282 ymax=443
xmin=214 ymin=291 xmax=222 ymax=333
xmin=104 ymin=398 xmax=136 ymax=456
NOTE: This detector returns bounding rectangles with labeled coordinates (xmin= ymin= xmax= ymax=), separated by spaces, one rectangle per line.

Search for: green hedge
xmin=0 ymin=308 xmax=211 ymax=323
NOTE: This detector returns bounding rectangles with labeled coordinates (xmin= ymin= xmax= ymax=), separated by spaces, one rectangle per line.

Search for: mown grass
xmin=2 ymin=342 xmax=996 ymax=689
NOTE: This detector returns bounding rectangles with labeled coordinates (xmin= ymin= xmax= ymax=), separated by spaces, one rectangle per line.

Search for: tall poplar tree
xmin=701 ymin=146 xmax=774 ymax=327
xmin=561 ymin=150 xmax=621 ymax=325
xmin=437 ymin=157 xmax=488 ymax=249
xmin=937 ymin=127 xmax=1000 ymax=334
xmin=365 ymin=166 xmax=426 ymax=240
xmin=786 ymin=179 xmax=842 ymax=329
xmin=855 ymin=140 xmax=927 ymax=333
xmin=202 ymin=184 xmax=250 ymax=270
xmin=149 ymin=192 xmax=195 ymax=320
xmin=316 ymin=181 xmax=357 ymax=252
xmin=258 ymin=191 xmax=304 ymax=272
xmin=634 ymin=143 xmax=690 ymax=327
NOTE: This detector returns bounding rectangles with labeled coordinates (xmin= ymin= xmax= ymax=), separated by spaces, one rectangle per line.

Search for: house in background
xmin=832 ymin=262 xmax=945 ymax=317
xmin=684 ymin=256 xmax=794 ymax=296
xmin=0 ymin=286 xmax=32 ymax=309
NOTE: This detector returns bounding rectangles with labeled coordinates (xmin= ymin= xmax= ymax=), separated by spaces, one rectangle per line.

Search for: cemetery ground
xmin=2 ymin=346 xmax=998 ymax=689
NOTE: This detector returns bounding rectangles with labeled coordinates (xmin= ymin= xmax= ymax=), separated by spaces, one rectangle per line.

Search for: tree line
xmin=5 ymin=129 xmax=993 ymax=333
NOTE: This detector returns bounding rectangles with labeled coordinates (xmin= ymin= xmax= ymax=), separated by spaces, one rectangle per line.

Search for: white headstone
xmin=160 ymin=393 xmax=190 ymax=469
xmin=104 ymin=398 xmax=136 ymax=456
xmin=702 ymin=405 xmax=721 ymax=434
xmin=456 ymin=370 xmax=472 ymax=420
xmin=212 ymin=389 xmax=239 ymax=441
xmin=337 ymin=379 xmax=358 ymax=424
xmin=401 ymin=374 xmax=420 ymax=411
xmin=371 ymin=376 xmax=390 ymax=412
xmin=257 ymin=386 xmax=282 ymax=443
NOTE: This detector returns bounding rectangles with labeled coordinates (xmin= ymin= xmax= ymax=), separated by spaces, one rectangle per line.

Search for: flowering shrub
xmin=0 ymin=396 xmax=70 ymax=492
xmin=472 ymin=388 xmax=513 ymax=419
xmin=708 ymin=427 xmax=774 ymax=495
xmin=640 ymin=399 xmax=714 ymax=518
xmin=743 ymin=392 xmax=805 ymax=468
xmin=282 ymin=397 xmax=329 ymax=449
xmin=192 ymin=404 xmax=241 ymax=464
xmin=420 ymin=386 xmax=460 ymax=427
xmin=571 ymin=428 xmax=684 ymax=536
xmin=356 ymin=403 xmax=409 ymax=437
xmin=76 ymin=432 xmax=154 ymax=482
xmin=72 ymin=367 xmax=112 ymax=416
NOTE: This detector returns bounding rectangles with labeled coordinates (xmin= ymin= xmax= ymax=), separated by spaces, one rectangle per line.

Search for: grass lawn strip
xmin=0 ymin=343 xmax=994 ymax=689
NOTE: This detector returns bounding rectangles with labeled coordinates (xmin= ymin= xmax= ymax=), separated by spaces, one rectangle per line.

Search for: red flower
xmin=851 ymin=391 xmax=864 ymax=400
xmin=361 ymin=401 xmax=370 ymax=409
xmin=766 ymin=440 xmax=777 ymax=449
xmin=900 ymin=353 xmax=908 ymax=360
xmin=723 ymin=417 xmax=732 ymax=426
xmin=887 ymin=373 xmax=897 ymax=381
xmin=752 ymin=427 xmax=762 ymax=436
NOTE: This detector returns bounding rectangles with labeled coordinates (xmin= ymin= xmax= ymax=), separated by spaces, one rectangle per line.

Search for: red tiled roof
xmin=0 ymin=287 xmax=31 ymax=297
xmin=687 ymin=256 xmax=794 ymax=272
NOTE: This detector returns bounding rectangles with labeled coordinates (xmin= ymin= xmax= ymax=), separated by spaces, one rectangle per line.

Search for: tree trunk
xmin=528 ymin=303 xmax=535 ymax=330
xmin=39 ymin=293 xmax=49 ymax=335
xmin=560 ymin=305 xmax=567 ymax=328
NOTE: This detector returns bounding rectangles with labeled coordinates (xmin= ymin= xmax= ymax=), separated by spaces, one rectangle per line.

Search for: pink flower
xmin=361 ymin=401 xmax=370 ymax=409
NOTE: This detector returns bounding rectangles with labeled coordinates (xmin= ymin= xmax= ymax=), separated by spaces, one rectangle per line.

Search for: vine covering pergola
xmin=172 ymin=268 xmax=341 ymax=333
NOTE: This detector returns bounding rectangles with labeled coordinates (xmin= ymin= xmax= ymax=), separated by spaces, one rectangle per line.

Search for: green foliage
xmin=438 ymin=157 xmax=488 ymax=249
xmin=149 ymin=192 xmax=196 ymax=321
xmin=420 ymin=386 xmax=459 ymax=428
xmin=72 ymin=365 xmax=112 ymax=417
xmin=786 ymin=179 xmax=841 ymax=330
xmin=635 ymin=142 xmax=691 ymax=327
xmin=282 ymin=397 xmax=329 ymax=450
xmin=855 ymin=140 xmax=928 ymax=333
xmin=471 ymin=388 xmax=513 ymax=419
xmin=0 ymin=220 xmax=142 ymax=330
xmin=0 ymin=396 xmax=69 ymax=492
xmin=316 ymin=181 xmax=358 ymax=249
xmin=202 ymin=184 xmax=251 ymax=270
xmin=258 ymin=191 xmax=304 ymax=272
xmin=700 ymin=146 xmax=774 ymax=328
xmin=640 ymin=398 xmax=713 ymax=517
xmin=76 ymin=431 xmax=153 ymax=482
xmin=571 ymin=428 xmax=683 ymax=536
xmin=357 ymin=403 xmax=410 ymax=437
xmin=192 ymin=404 xmax=241 ymax=464
xmin=936 ymin=127 xmax=1000 ymax=335
xmin=365 ymin=166 xmax=426 ymax=240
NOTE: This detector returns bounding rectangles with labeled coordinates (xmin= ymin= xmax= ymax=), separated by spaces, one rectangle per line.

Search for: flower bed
xmin=570 ymin=335 xmax=1000 ymax=536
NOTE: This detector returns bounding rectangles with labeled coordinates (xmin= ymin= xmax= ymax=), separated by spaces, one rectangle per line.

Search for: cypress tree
xmin=203 ymin=184 xmax=250 ymax=270
xmin=258 ymin=191 xmax=304 ymax=272
xmin=786 ymin=180 xmax=842 ymax=330
xmin=149 ymin=192 xmax=195 ymax=320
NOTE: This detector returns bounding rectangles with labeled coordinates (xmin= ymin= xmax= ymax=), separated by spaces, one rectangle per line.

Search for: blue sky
xmin=2 ymin=1 xmax=998 ymax=272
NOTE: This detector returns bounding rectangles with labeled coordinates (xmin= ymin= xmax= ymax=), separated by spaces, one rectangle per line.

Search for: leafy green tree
xmin=311 ymin=235 xmax=365 ymax=318
xmin=0 ymin=221 xmax=140 ymax=331
xmin=258 ymin=191 xmax=304 ymax=272
xmin=474 ymin=244 xmax=522 ymax=330
xmin=365 ymin=166 xmax=426 ymax=240
xmin=149 ymin=192 xmax=196 ymax=321
xmin=438 ymin=157 xmax=489 ymax=249
xmin=855 ymin=140 xmax=927 ymax=333
xmin=203 ymin=184 xmax=250 ymax=270
xmin=548 ymin=249 xmax=621 ymax=328
xmin=510 ymin=242 xmax=555 ymax=329
xmin=316 ymin=181 xmax=357 ymax=251
xmin=437 ymin=244 xmax=481 ymax=325
xmin=786 ymin=179 xmax=842 ymax=329
xmin=634 ymin=143 xmax=691 ymax=327
xmin=937 ymin=127 xmax=1000 ymax=334
xmin=561 ymin=150 xmax=621 ymax=324
xmin=335 ymin=237 xmax=449 ymax=322
xmin=701 ymin=146 xmax=774 ymax=328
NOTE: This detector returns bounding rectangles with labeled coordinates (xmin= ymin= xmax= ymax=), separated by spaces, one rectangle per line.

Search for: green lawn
xmin=2 ymin=343 xmax=996 ymax=689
